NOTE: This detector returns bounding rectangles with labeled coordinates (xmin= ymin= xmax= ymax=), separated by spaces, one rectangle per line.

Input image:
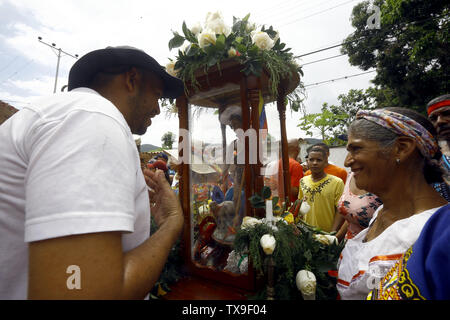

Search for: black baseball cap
xmin=68 ymin=46 xmax=184 ymax=98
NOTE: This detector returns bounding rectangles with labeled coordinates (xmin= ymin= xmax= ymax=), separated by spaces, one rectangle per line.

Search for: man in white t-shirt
xmin=0 ymin=46 xmax=184 ymax=299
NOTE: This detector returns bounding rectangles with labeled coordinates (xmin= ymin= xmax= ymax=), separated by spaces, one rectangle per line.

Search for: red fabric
xmin=278 ymin=158 xmax=304 ymax=202
xmin=427 ymin=99 xmax=450 ymax=115
xmin=147 ymin=160 xmax=168 ymax=171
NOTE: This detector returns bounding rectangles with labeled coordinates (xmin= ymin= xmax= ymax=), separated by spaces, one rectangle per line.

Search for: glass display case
xmin=175 ymin=59 xmax=299 ymax=291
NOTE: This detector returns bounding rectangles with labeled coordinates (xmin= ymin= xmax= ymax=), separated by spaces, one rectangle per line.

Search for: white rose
xmin=250 ymin=29 xmax=259 ymax=38
xmin=205 ymin=11 xmax=224 ymax=25
xmin=260 ymin=234 xmax=276 ymax=255
xmin=165 ymin=60 xmax=178 ymax=77
xmin=251 ymin=31 xmax=274 ymax=50
xmin=313 ymin=234 xmax=338 ymax=245
xmin=241 ymin=216 xmax=262 ymax=230
xmin=296 ymin=270 xmax=316 ymax=300
xmin=205 ymin=11 xmax=231 ymax=37
xmin=207 ymin=19 xmax=231 ymax=37
xmin=190 ymin=22 xmax=203 ymax=36
xmin=197 ymin=29 xmax=216 ymax=49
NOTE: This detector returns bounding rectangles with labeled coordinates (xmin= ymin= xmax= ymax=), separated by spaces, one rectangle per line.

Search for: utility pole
xmin=38 ymin=36 xmax=79 ymax=93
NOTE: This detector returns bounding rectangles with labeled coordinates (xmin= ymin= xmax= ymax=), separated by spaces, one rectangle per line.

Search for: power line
xmin=300 ymin=53 xmax=347 ymax=66
xmin=304 ymin=70 xmax=376 ymax=88
xmin=295 ymin=42 xmax=345 ymax=59
xmin=251 ymin=0 xmax=313 ymax=22
xmin=253 ymin=0 xmax=331 ymax=26
xmin=278 ymin=0 xmax=358 ymax=28
xmin=0 ymin=59 xmax=35 ymax=84
xmin=293 ymin=12 xmax=450 ymax=59
xmin=0 ymin=55 xmax=20 ymax=74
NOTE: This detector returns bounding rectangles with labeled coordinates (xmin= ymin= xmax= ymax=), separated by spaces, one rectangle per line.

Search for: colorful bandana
xmin=356 ymin=109 xmax=439 ymax=159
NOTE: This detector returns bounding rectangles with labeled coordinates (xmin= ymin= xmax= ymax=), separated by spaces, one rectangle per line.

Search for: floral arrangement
xmin=231 ymin=186 xmax=345 ymax=300
xmin=166 ymin=12 xmax=305 ymax=112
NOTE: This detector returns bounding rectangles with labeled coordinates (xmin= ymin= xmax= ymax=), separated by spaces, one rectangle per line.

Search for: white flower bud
xmin=228 ymin=47 xmax=237 ymax=57
xmin=299 ymin=200 xmax=311 ymax=216
xmin=260 ymin=234 xmax=276 ymax=255
xmin=190 ymin=22 xmax=203 ymax=36
xmin=165 ymin=60 xmax=178 ymax=77
xmin=296 ymin=270 xmax=316 ymax=300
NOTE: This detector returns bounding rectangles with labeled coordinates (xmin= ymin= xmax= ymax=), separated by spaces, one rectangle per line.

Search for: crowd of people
xmin=295 ymin=103 xmax=450 ymax=300
xmin=0 ymin=44 xmax=448 ymax=300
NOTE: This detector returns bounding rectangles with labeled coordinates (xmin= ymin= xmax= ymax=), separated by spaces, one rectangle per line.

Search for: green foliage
xmin=248 ymin=186 xmax=281 ymax=212
xmin=233 ymin=219 xmax=345 ymax=300
xmin=167 ymin=14 xmax=306 ymax=113
xmin=161 ymin=131 xmax=176 ymax=149
xmin=235 ymin=186 xmax=345 ymax=300
xmin=297 ymin=104 xmax=348 ymax=145
xmin=320 ymin=88 xmax=379 ymax=142
xmin=342 ymin=0 xmax=450 ymax=112
xmin=149 ymin=216 xmax=185 ymax=299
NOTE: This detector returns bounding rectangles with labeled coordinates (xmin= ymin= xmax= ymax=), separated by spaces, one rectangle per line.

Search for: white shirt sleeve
xmin=24 ymin=109 xmax=138 ymax=242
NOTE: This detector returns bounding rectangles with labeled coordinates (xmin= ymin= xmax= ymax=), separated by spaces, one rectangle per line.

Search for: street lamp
xmin=38 ymin=36 xmax=79 ymax=93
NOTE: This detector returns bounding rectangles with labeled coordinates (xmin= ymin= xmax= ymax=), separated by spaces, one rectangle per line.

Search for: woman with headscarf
xmin=336 ymin=107 xmax=447 ymax=300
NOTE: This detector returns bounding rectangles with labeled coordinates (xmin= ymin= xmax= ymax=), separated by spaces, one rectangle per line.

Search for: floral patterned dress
xmin=337 ymin=172 xmax=383 ymax=239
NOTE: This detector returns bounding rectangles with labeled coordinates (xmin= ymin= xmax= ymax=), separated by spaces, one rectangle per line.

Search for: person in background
xmin=0 ymin=46 xmax=184 ymax=299
xmin=367 ymin=203 xmax=450 ymax=300
xmin=298 ymin=146 xmax=344 ymax=233
xmin=300 ymin=154 xmax=309 ymax=173
xmin=427 ymin=94 xmax=450 ymax=201
xmin=335 ymin=171 xmax=383 ymax=242
xmin=304 ymin=142 xmax=348 ymax=184
xmin=277 ymin=138 xmax=304 ymax=203
xmin=337 ymin=107 xmax=446 ymax=300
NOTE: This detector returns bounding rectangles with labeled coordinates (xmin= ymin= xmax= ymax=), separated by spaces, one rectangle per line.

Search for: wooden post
xmin=176 ymin=94 xmax=191 ymax=263
xmin=246 ymin=75 xmax=265 ymax=218
xmin=240 ymin=78 xmax=253 ymax=217
xmin=277 ymin=88 xmax=291 ymax=207
xmin=266 ymin=256 xmax=275 ymax=300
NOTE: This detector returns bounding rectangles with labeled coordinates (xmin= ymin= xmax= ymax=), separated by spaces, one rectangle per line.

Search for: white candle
xmin=266 ymin=200 xmax=273 ymax=222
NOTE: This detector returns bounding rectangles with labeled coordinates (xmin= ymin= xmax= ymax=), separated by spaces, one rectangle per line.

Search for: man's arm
xmin=28 ymin=169 xmax=183 ymax=300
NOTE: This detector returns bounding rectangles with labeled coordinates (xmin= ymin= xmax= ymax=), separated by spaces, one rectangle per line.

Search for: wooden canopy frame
xmin=175 ymin=59 xmax=300 ymax=292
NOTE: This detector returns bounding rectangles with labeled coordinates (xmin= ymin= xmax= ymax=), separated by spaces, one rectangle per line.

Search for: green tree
xmin=161 ymin=131 xmax=176 ymax=149
xmin=342 ymin=0 xmax=449 ymax=113
xmin=297 ymin=105 xmax=348 ymax=145
xmin=326 ymin=88 xmax=377 ymax=136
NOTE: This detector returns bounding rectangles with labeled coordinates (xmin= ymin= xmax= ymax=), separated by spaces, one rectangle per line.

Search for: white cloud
xmin=9 ymin=75 xmax=60 ymax=95
xmin=1 ymin=0 xmax=375 ymax=145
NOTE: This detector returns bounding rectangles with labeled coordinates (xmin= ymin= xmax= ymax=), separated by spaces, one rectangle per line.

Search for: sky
xmin=0 ymin=0 xmax=376 ymax=147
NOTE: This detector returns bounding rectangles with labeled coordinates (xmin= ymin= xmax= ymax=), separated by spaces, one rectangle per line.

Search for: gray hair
xmin=348 ymin=107 xmax=443 ymax=184
xmin=347 ymin=118 xmax=398 ymax=153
